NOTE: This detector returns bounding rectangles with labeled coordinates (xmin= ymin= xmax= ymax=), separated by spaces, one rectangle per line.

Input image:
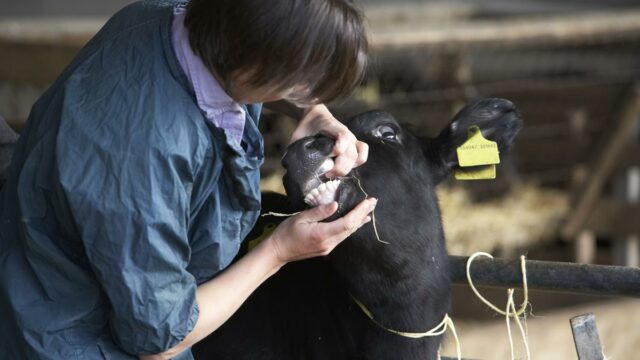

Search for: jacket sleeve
xmin=56 ymin=108 xmax=203 ymax=355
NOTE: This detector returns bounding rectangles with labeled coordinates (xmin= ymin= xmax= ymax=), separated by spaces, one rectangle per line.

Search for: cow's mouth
xmin=304 ymin=178 xmax=342 ymax=207
xmin=282 ymin=135 xmax=364 ymax=218
xmin=301 ymin=158 xmax=342 ymax=207
xmin=299 ymin=162 xmax=365 ymax=223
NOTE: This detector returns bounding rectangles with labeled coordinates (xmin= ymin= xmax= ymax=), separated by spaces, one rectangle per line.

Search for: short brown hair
xmin=184 ymin=0 xmax=368 ymax=104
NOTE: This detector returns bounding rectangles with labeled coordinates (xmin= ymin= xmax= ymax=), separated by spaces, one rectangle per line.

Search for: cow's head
xmin=282 ymin=98 xmax=522 ymax=222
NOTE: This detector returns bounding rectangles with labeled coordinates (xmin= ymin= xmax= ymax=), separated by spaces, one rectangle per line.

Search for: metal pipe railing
xmin=449 ymin=256 xmax=640 ymax=298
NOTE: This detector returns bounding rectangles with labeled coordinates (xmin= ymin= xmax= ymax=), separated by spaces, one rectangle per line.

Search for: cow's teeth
xmin=303 ymin=179 xmax=342 ymax=207
xmin=304 ymin=193 xmax=314 ymax=205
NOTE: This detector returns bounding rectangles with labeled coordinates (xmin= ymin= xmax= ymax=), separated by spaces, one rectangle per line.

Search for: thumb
xmin=328 ymin=129 xmax=355 ymax=157
xmin=330 ymin=136 xmax=347 ymax=157
xmin=301 ymin=202 xmax=339 ymax=222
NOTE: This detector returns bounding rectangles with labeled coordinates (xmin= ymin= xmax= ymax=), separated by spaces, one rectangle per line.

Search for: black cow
xmin=193 ymin=98 xmax=522 ymax=360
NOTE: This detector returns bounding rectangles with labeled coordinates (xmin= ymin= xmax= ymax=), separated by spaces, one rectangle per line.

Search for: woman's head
xmin=185 ymin=0 xmax=368 ymax=105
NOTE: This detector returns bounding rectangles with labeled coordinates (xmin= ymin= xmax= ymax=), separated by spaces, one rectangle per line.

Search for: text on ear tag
xmin=456 ymin=125 xmax=500 ymax=167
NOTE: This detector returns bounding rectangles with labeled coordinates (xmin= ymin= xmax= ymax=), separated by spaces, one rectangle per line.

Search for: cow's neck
xmin=331 ymin=229 xmax=450 ymax=334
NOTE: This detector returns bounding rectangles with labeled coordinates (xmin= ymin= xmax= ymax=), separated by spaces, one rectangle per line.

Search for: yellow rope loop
xmin=505 ymin=290 xmax=516 ymax=360
xmin=507 ymin=289 xmax=531 ymax=360
xmin=467 ymin=252 xmax=531 ymax=360
xmin=352 ymin=175 xmax=389 ymax=245
xmin=445 ymin=314 xmax=462 ymax=360
xmin=466 ymin=252 xmax=528 ymax=316
xmin=352 ymin=296 xmax=462 ymax=360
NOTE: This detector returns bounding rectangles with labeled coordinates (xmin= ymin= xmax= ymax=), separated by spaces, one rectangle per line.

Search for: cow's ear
xmin=425 ymin=98 xmax=523 ymax=184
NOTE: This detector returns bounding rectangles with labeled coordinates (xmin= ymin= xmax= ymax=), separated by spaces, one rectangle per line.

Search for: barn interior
xmin=1 ymin=0 xmax=639 ymax=358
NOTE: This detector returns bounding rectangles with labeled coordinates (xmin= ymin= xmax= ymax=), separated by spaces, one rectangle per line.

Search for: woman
xmin=0 ymin=0 xmax=375 ymax=359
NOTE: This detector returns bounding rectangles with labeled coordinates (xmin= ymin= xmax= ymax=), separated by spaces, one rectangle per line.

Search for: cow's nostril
xmin=300 ymin=135 xmax=336 ymax=154
xmin=303 ymin=138 xmax=316 ymax=149
xmin=492 ymin=99 xmax=515 ymax=113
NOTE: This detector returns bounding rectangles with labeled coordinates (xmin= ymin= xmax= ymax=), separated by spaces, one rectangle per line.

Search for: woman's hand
xmin=266 ymin=198 xmax=377 ymax=263
xmin=290 ymin=104 xmax=368 ymax=179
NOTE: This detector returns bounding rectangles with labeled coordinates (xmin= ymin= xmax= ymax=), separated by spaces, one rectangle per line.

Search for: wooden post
xmin=568 ymin=109 xmax=598 ymax=263
xmin=613 ymin=166 xmax=640 ymax=266
xmin=628 ymin=165 xmax=640 ymax=267
xmin=626 ymin=166 xmax=640 ymax=267
xmin=570 ymin=313 xmax=605 ymax=360
xmin=575 ymin=230 xmax=597 ymax=264
xmin=613 ymin=236 xmax=640 ymax=267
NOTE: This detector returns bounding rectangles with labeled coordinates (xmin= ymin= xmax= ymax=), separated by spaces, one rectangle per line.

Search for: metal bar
xmin=570 ymin=313 xmax=605 ymax=360
xmin=449 ymin=255 xmax=640 ymax=297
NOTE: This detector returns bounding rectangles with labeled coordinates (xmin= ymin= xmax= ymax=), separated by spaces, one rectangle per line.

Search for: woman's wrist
xmin=302 ymin=103 xmax=326 ymax=118
xmin=252 ymin=234 xmax=288 ymax=275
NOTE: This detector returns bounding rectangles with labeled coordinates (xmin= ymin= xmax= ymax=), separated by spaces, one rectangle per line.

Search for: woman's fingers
xmin=326 ymin=133 xmax=364 ymax=178
xmin=289 ymin=104 xmax=369 ymax=179
xmin=354 ymin=140 xmax=369 ymax=167
xmin=299 ymin=201 xmax=339 ymax=223
xmin=315 ymin=197 xmax=377 ymax=244
xmin=271 ymin=197 xmax=378 ymax=263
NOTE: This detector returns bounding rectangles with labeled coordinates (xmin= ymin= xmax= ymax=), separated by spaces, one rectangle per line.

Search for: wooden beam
xmin=0 ymin=40 xmax=83 ymax=84
xmin=372 ymin=10 xmax=640 ymax=51
xmin=0 ymin=18 xmax=100 ymax=44
xmin=0 ymin=18 xmax=99 ymax=84
xmin=3 ymin=10 xmax=640 ymax=83
xmin=562 ymin=84 xmax=640 ymax=240
xmin=4 ymin=10 xmax=640 ymax=52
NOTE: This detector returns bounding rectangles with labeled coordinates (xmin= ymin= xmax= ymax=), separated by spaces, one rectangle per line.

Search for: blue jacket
xmin=0 ymin=1 xmax=263 ymax=358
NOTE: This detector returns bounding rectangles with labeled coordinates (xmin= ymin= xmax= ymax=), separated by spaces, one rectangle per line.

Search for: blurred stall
xmin=3 ymin=0 xmax=640 ymax=264
xmin=2 ymin=1 xmax=639 ymax=359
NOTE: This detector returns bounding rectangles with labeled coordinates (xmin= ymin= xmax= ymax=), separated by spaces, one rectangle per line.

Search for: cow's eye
xmin=374 ymin=125 xmax=398 ymax=141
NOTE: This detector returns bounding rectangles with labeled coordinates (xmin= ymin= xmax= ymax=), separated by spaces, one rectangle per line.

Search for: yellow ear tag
xmin=456 ymin=125 xmax=500 ymax=167
xmin=247 ymin=223 xmax=277 ymax=251
xmin=455 ymin=165 xmax=496 ymax=180
xmin=454 ymin=125 xmax=500 ymax=181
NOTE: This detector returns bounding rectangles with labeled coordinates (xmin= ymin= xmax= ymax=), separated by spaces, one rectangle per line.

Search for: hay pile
xmin=439 ymin=184 xmax=569 ymax=256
